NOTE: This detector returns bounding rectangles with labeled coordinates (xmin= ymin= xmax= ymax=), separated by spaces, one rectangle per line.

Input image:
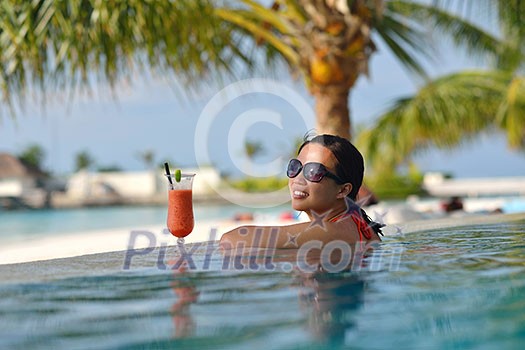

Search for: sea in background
xmin=0 ymin=203 xmax=292 ymax=246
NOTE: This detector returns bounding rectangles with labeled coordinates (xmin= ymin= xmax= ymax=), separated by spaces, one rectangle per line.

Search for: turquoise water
xmin=0 ymin=219 xmax=524 ymax=349
xmin=0 ymin=204 xmax=290 ymax=244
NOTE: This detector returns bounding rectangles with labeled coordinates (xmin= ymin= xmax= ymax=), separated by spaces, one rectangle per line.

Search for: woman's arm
xmin=219 ymin=221 xmax=360 ymax=250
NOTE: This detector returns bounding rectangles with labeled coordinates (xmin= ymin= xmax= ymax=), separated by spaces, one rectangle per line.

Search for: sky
xmin=1 ymin=31 xmax=524 ymax=180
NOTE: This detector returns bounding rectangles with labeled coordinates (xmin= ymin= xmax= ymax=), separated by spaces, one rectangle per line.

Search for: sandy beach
xmin=0 ymin=216 xmax=303 ymax=266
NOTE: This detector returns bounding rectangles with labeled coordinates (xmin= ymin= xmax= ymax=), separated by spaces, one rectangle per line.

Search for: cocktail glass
xmin=166 ymin=173 xmax=195 ymax=244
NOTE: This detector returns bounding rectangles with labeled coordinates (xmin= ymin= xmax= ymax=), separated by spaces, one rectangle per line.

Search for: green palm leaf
xmin=358 ymin=70 xmax=525 ymax=171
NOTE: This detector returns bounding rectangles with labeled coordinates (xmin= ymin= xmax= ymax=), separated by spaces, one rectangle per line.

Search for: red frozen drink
xmin=167 ymin=189 xmax=194 ymax=238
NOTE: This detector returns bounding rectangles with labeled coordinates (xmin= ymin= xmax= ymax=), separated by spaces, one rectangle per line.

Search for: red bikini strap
xmin=350 ymin=212 xmax=373 ymax=241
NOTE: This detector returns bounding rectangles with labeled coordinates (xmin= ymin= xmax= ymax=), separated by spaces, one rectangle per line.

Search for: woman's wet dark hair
xmin=297 ymin=133 xmax=384 ymax=236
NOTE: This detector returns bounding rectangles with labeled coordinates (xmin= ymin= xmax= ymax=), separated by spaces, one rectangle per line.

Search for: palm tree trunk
xmin=313 ymin=87 xmax=351 ymax=140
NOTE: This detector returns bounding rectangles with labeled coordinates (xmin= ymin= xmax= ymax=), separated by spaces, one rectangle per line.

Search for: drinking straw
xmin=164 ymin=162 xmax=174 ymax=190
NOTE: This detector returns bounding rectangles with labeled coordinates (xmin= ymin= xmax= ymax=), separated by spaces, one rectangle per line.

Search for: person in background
xmin=442 ymin=196 xmax=464 ymax=213
xmin=357 ymin=184 xmax=379 ymax=206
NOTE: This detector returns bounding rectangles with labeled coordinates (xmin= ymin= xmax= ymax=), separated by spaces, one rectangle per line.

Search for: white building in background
xmin=0 ymin=153 xmax=47 ymax=208
xmin=423 ymin=172 xmax=525 ymax=197
xmin=64 ymin=167 xmax=221 ymax=204
xmin=67 ymin=170 xmax=157 ymax=200
xmin=178 ymin=167 xmax=222 ymax=196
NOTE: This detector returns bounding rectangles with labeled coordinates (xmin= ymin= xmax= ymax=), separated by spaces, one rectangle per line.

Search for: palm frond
xmin=389 ymin=1 xmax=502 ymax=63
xmin=495 ymin=76 xmax=525 ymax=147
xmin=497 ymin=0 xmax=525 ymax=40
xmin=215 ymin=8 xmax=299 ymax=65
xmin=374 ymin=9 xmax=432 ymax=78
xmin=357 ymin=70 xmax=524 ymax=171
xmin=0 ymin=0 xmax=255 ymax=111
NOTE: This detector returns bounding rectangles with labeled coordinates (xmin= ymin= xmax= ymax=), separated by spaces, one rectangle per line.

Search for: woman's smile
xmin=292 ymin=190 xmax=309 ymax=199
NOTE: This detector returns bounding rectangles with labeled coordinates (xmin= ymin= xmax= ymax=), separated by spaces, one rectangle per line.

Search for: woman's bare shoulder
xmin=220 ymin=220 xmax=362 ymax=249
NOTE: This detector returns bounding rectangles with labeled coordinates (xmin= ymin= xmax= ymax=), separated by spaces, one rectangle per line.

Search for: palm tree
xmin=357 ymin=71 xmax=525 ymax=172
xmin=244 ymin=140 xmax=264 ymax=160
xmin=242 ymin=139 xmax=264 ymax=175
xmin=357 ymin=2 xmax=525 ymax=172
xmin=136 ymin=149 xmax=155 ymax=170
xmin=18 ymin=144 xmax=46 ymax=173
xmin=0 ymin=0 xmax=519 ymax=143
xmin=74 ymin=150 xmax=95 ymax=172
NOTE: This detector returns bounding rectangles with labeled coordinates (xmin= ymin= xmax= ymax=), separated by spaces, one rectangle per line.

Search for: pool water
xmin=0 ymin=220 xmax=524 ymax=349
xmin=0 ymin=204 xmax=290 ymax=244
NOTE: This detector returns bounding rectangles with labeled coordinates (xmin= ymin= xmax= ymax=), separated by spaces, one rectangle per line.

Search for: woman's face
xmin=288 ymin=143 xmax=346 ymax=216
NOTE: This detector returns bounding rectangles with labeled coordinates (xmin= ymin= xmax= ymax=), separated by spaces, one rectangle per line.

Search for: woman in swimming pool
xmin=220 ymin=133 xmax=383 ymax=249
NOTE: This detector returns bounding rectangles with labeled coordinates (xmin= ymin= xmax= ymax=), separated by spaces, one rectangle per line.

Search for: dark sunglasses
xmin=286 ymin=158 xmax=345 ymax=184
